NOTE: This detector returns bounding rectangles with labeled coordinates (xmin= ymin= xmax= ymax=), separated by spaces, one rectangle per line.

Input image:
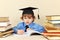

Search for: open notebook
xmin=14 ymin=30 xmax=41 ymax=36
xmin=25 ymin=30 xmax=41 ymax=36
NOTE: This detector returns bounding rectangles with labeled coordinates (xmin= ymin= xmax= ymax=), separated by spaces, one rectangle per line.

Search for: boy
xmin=13 ymin=7 xmax=45 ymax=35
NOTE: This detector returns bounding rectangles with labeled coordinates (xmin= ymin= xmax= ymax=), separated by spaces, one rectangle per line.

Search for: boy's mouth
xmin=26 ymin=22 xmax=29 ymax=23
xmin=26 ymin=22 xmax=30 ymax=24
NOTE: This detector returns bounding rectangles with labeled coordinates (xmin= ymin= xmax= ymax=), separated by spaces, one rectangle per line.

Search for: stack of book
xmin=0 ymin=17 xmax=13 ymax=37
xmin=46 ymin=15 xmax=60 ymax=24
xmin=43 ymin=15 xmax=60 ymax=40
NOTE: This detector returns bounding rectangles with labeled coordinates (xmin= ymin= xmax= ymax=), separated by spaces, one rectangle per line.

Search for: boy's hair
xmin=21 ymin=14 xmax=35 ymax=22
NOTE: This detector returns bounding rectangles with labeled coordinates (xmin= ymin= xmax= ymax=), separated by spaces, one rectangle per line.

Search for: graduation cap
xmin=19 ymin=7 xmax=38 ymax=16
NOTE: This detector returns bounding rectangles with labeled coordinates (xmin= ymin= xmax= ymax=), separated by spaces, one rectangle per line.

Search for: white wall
xmin=0 ymin=0 xmax=60 ymax=26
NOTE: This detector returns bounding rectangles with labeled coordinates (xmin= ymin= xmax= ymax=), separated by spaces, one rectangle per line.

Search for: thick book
xmin=0 ymin=17 xmax=9 ymax=22
xmin=0 ymin=22 xmax=10 ymax=26
xmin=0 ymin=24 xmax=12 ymax=31
xmin=45 ymin=22 xmax=60 ymax=28
xmin=42 ymin=32 xmax=60 ymax=36
xmin=45 ymin=26 xmax=60 ymax=32
xmin=47 ymin=37 xmax=60 ymax=40
xmin=46 ymin=15 xmax=60 ymax=20
xmin=42 ymin=32 xmax=60 ymax=40
xmin=48 ymin=20 xmax=60 ymax=24
xmin=45 ymin=22 xmax=60 ymax=32
xmin=0 ymin=28 xmax=13 ymax=38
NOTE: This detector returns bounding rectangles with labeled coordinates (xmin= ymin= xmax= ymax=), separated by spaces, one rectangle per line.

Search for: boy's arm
xmin=13 ymin=26 xmax=19 ymax=34
xmin=33 ymin=25 xmax=45 ymax=33
xmin=13 ymin=23 xmax=24 ymax=34
xmin=13 ymin=26 xmax=24 ymax=35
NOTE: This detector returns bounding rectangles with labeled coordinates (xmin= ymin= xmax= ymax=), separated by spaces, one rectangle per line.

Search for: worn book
xmin=42 ymin=32 xmax=60 ymax=36
xmin=45 ymin=22 xmax=60 ymax=32
xmin=42 ymin=32 xmax=60 ymax=40
xmin=0 ymin=28 xmax=13 ymax=38
xmin=0 ymin=17 xmax=9 ymax=22
xmin=45 ymin=26 xmax=60 ymax=32
xmin=0 ymin=22 xmax=10 ymax=26
xmin=48 ymin=20 xmax=60 ymax=24
xmin=0 ymin=24 xmax=12 ymax=31
xmin=46 ymin=15 xmax=60 ymax=20
xmin=42 ymin=36 xmax=60 ymax=40
xmin=45 ymin=22 xmax=60 ymax=28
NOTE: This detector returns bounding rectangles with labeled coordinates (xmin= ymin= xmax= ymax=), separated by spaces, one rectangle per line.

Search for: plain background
xmin=0 ymin=0 xmax=60 ymax=27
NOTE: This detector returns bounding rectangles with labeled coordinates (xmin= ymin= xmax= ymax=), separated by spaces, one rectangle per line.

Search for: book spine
xmin=0 ymin=17 xmax=9 ymax=22
xmin=48 ymin=20 xmax=60 ymax=24
xmin=46 ymin=16 xmax=60 ymax=20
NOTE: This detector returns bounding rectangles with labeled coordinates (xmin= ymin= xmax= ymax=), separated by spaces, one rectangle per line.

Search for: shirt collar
xmin=23 ymin=22 xmax=34 ymax=27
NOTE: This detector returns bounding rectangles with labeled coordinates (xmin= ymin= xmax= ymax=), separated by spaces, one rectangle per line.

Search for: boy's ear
xmin=20 ymin=17 xmax=23 ymax=20
xmin=33 ymin=16 xmax=35 ymax=19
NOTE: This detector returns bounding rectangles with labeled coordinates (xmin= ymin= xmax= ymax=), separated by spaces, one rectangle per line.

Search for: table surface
xmin=0 ymin=34 xmax=48 ymax=40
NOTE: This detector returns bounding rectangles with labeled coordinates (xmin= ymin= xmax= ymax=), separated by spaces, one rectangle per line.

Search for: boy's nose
xmin=26 ymin=18 xmax=29 ymax=21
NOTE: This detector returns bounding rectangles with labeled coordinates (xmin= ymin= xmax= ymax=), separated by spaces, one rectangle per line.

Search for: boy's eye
xmin=29 ymin=17 xmax=31 ymax=19
xmin=24 ymin=17 xmax=31 ymax=19
xmin=24 ymin=18 xmax=27 ymax=19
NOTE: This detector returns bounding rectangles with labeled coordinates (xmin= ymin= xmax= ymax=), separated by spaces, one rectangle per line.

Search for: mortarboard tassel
xmin=38 ymin=14 xmax=40 ymax=19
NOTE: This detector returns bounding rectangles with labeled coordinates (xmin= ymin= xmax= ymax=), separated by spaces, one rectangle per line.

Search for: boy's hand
xmin=27 ymin=28 xmax=32 ymax=31
xmin=17 ymin=30 xmax=24 ymax=35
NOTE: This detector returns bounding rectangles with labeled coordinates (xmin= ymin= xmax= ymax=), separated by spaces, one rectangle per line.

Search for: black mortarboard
xmin=19 ymin=7 xmax=38 ymax=16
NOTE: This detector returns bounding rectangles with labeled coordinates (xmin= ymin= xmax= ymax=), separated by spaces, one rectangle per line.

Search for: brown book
xmin=0 ymin=22 xmax=10 ymax=26
xmin=42 ymin=32 xmax=60 ymax=35
xmin=0 ymin=17 xmax=9 ymax=22
xmin=42 ymin=32 xmax=60 ymax=40
xmin=46 ymin=15 xmax=60 ymax=20
xmin=0 ymin=29 xmax=13 ymax=37
xmin=44 ymin=22 xmax=60 ymax=32
xmin=48 ymin=20 xmax=60 ymax=24
xmin=0 ymin=24 xmax=12 ymax=31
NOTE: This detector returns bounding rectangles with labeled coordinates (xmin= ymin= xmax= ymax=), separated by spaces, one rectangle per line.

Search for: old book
xmin=47 ymin=37 xmax=60 ymax=40
xmin=46 ymin=15 xmax=60 ymax=20
xmin=42 ymin=32 xmax=60 ymax=40
xmin=45 ymin=22 xmax=60 ymax=28
xmin=0 ymin=24 xmax=12 ymax=31
xmin=0 ymin=17 xmax=9 ymax=22
xmin=45 ymin=22 xmax=60 ymax=32
xmin=0 ymin=22 xmax=10 ymax=26
xmin=48 ymin=20 xmax=60 ymax=24
xmin=0 ymin=29 xmax=13 ymax=37
xmin=45 ymin=26 xmax=60 ymax=32
xmin=53 ymin=24 xmax=60 ymax=28
xmin=42 ymin=32 xmax=60 ymax=36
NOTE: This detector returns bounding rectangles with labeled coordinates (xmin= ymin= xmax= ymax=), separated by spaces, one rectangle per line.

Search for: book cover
xmin=0 ymin=29 xmax=13 ymax=38
xmin=42 ymin=32 xmax=60 ymax=40
xmin=0 ymin=24 xmax=12 ymax=31
xmin=45 ymin=22 xmax=60 ymax=32
xmin=0 ymin=17 xmax=9 ymax=22
xmin=48 ymin=20 xmax=60 ymax=24
xmin=0 ymin=22 xmax=10 ymax=26
xmin=42 ymin=32 xmax=60 ymax=35
xmin=46 ymin=15 xmax=60 ymax=20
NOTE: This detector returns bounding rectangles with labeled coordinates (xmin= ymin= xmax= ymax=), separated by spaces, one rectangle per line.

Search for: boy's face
xmin=23 ymin=14 xmax=34 ymax=25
